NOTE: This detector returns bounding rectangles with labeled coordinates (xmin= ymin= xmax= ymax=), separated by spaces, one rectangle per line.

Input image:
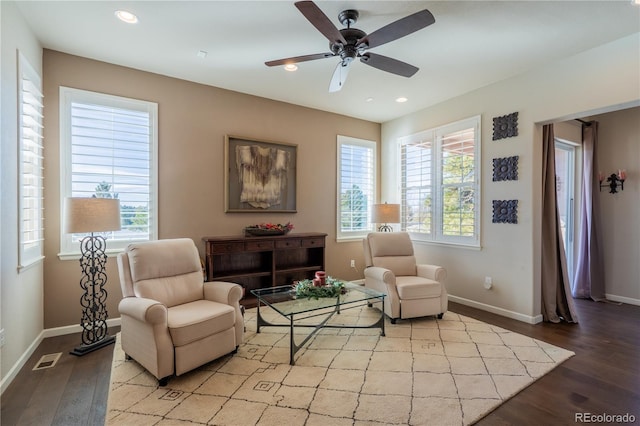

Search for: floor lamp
xmin=372 ymin=202 xmax=400 ymax=232
xmin=64 ymin=197 xmax=121 ymax=356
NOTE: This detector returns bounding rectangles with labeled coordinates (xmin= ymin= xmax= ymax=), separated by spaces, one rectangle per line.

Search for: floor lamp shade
xmin=64 ymin=197 xmax=120 ymax=356
xmin=372 ymin=203 xmax=400 ymax=232
xmin=64 ymin=197 xmax=121 ymax=234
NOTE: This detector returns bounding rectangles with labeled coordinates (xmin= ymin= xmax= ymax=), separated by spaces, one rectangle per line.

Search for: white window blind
xmin=399 ymin=116 xmax=480 ymax=246
xmin=337 ymin=136 xmax=376 ymax=240
xmin=440 ymin=127 xmax=476 ymax=238
xmin=18 ymin=52 xmax=45 ymax=269
xmin=60 ymin=87 xmax=158 ymax=256
xmin=401 ymin=137 xmax=433 ymax=236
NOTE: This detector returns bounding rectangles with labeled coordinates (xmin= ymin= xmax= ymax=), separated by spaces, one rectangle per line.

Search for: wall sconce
xmin=372 ymin=202 xmax=400 ymax=232
xmin=599 ymin=170 xmax=626 ymax=194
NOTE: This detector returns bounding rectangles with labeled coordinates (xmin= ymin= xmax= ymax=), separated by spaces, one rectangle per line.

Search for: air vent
xmin=32 ymin=353 xmax=62 ymax=371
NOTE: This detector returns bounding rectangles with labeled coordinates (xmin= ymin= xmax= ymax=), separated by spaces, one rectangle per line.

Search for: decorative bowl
xmin=244 ymin=227 xmax=289 ymax=237
xmin=244 ymin=222 xmax=293 ymax=237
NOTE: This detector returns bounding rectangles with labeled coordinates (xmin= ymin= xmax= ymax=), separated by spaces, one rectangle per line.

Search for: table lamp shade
xmin=372 ymin=203 xmax=400 ymax=224
xmin=64 ymin=197 xmax=121 ymax=234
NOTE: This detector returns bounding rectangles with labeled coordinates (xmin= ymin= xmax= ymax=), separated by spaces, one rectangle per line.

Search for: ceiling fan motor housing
xmin=331 ymin=28 xmax=367 ymax=62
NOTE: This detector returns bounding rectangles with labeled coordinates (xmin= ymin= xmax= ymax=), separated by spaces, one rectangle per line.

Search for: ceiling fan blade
xmin=357 ymin=9 xmax=435 ymax=49
xmin=265 ymin=52 xmax=334 ymax=67
xmin=360 ymin=53 xmax=419 ymax=77
xmin=329 ymin=60 xmax=351 ymax=92
xmin=295 ymin=1 xmax=347 ymax=45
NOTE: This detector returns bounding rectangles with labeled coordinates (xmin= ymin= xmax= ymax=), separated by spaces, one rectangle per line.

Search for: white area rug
xmin=107 ymin=306 xmax=573 ymax=425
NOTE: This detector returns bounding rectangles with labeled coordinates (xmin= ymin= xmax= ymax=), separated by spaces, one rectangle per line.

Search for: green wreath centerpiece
xmin=293 ymin=276 xmax=346 ymax=299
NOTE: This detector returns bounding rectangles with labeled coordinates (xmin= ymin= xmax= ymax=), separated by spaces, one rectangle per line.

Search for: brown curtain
xmin=572 ymin=122 xmax=606 ymax=300
xmin=541 ymin=124 xmax=578 ymax=323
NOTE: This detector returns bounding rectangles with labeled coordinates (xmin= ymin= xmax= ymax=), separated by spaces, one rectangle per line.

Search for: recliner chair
xmin=363 ymin=232 xmax=447 ymax=323
xmin=117 ymin=238 xmax=244 ymax=385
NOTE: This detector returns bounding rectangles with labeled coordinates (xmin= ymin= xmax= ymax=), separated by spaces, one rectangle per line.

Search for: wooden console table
xmin=202 ymin=233 xmax=327 ymax=307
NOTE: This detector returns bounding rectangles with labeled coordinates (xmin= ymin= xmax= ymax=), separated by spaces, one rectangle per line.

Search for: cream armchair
xmin=363 ymin=232 xmax=447 ymax=323
xmin=117 ymin=238 xmax=244 ymax=385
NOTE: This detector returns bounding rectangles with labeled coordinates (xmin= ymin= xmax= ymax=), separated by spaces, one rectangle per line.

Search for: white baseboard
xmin=41 ymin=317 xmax=121 ymax=338
xmin=0 ymin=331 xmax=44 ymax=395
xmin=448 ymin=295 xmax=543 ymax=324
xmin=1 ymin=317 xmax=122 ymax=395
xmin=605 ymin=293 xmax=640 ymax=307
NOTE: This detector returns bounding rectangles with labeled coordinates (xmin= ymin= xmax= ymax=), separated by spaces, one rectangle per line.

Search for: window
xmin=59 ymin=87 xmax=158 ymax=257
xmin=399 ymin=116 xmax=480 ymax=246
xmin=337 ymin=136 xmax=376 ymax=240
xmin=18 ymin=52 xmax=45 ymax=269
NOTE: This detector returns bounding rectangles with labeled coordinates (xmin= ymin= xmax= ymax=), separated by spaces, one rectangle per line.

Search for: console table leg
xmin=289 ymin=316 xmax=295 ymax=365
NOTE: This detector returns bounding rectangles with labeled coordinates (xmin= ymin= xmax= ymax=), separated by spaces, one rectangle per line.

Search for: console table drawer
xmin=208 ymin=242 xmax=245 ymax=254
xmin=301 ymin=237 xmax=325 ymax=248
xmin=245 ymin=240 xmax=274 ymax=251
xmin=275 ymin=239 xmax=301 ymax=249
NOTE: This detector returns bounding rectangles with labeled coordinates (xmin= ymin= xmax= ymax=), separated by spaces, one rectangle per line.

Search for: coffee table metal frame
xmin=251 ymin=282 xmax=386 ymax=365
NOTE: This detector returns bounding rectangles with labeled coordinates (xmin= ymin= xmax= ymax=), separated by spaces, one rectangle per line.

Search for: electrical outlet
xmin=350 ymin=259 xmax=356 ymax=268
xmin=0 ymin=329 xmax=5 ymax=348
xmin=484 ymin=276 xmax=493 ymax=290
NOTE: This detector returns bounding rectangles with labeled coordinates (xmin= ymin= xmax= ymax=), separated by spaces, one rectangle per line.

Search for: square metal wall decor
xmin=492 ymin=112 xmax=518 ymax=140
xmin=493 ymin=156 xmax=519 ymax=181
xmin=492 ymin=200 xmax=518 ymax=224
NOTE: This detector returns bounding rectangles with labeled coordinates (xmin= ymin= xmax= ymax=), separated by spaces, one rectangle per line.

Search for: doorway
xmin=554 ymin=139 xmax=577 ymax=280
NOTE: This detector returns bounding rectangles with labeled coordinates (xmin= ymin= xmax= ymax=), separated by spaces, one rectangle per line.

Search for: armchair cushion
xmin=168 ymin=300 xmax=235 ymax=346
xmin=396 ymin=276 xmax=442 ymax=299
xmin=127 ymin=238 xmax=203 ymax=307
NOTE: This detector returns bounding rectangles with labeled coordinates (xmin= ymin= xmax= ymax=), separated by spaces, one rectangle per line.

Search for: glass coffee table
xmin=251 ymin=282 xmax=386 ymax=365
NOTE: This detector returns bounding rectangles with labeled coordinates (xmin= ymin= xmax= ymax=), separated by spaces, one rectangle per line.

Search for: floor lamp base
xmin=70 ymin=334 xmax=116 ymax=356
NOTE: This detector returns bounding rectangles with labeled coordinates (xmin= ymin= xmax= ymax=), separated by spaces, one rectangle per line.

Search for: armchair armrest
xmin=417 ymin=264 xmax=447 ymax=282
xmin=364 ymin=266 xmax=396 ymax=286
xmin=118 ymin=297 xmax=167 ymax=325
xmin=203 ymin=281 xmax=243 ymax=306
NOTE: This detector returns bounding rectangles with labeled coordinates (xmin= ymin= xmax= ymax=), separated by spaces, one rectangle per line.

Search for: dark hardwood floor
xmin=1 ymin=299 xmax=638 ymax=425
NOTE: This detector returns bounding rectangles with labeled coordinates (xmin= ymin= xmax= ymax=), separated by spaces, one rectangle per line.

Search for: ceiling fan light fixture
xmin=284 ymin=64 xmax=298 ymax=71
xmin=396 ymin=97 xmax=408 ymax=103
xmin=115 ymin=10 xmax=138 ymax=24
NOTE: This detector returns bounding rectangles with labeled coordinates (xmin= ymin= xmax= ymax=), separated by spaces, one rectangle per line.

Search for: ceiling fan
xmin=265 ymin=1 xmax=435 ymax=92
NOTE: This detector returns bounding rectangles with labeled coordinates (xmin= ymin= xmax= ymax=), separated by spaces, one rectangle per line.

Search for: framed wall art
xmin=224 ymin=136 xmax=297 ymax=213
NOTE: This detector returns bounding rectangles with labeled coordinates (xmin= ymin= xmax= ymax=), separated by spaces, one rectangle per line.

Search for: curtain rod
xmin=575 ymin=118 xmax=591 ymax=125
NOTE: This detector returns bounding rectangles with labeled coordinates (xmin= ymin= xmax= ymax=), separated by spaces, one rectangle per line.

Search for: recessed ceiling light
xmin=396 ymin=97 xmax=408 ymax=103
xmin=284 ymin=64 xmax=298 ymax=72
xmin=115 ymin=10 xmax=138 ymax=24
xmin=365 ymin=97 xmax=374 ymax=102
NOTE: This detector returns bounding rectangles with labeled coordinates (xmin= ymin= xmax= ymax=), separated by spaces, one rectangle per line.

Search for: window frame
xmin=398 ymin=116 xmax=481 ymax=247
xmin=336 ymin=135 xmax=376 ymax=241
xmin=18 ymin=51 xmax=45 ymax=270
xmin=58 ymin=87 xmax=158 ymax=258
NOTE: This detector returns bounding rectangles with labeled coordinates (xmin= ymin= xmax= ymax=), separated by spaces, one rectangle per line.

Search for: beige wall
xmin=381 ymin=33 xmax=640 ymax=322
xmin=42 ymin=50 xmax=380 ymax=329
xmin=592 ymin=107 xmax=640 ymax=303
xmin=1 ymin=1 xmax=44 ymax=388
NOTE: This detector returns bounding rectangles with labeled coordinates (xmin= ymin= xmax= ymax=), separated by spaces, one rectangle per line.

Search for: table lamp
xmin=64 ymin=197 xmax=121 ymax=356
xmin=372 ymin=202 xmax=400 ymax=232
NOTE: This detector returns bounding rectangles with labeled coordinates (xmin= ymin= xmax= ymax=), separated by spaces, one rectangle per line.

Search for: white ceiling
xmin=16 ymin=1 xmax=640 ymax=123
